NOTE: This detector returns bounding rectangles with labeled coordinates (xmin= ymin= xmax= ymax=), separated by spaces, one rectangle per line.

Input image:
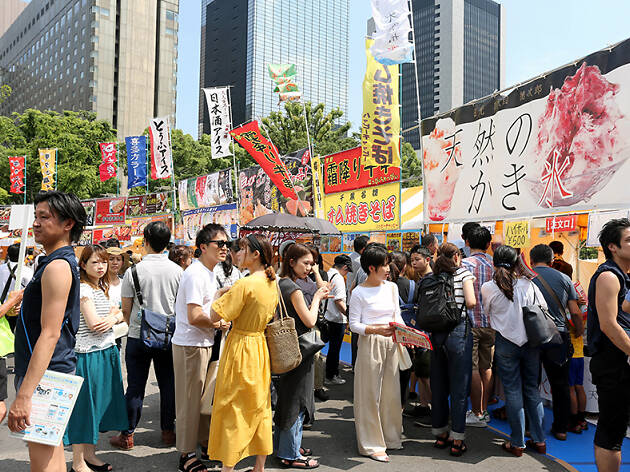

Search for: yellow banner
xmin=311 ymin=154 xmax=325 ymax=219
xmin=504 ymin=220 xmax=530 ymax=248
xmin=361 ymin=39 xmax=400 ymax=170
xmin=39 ymin=148 xmax=56 ymax=191
xmin=324 ymin=182 xmax=400 ymax=232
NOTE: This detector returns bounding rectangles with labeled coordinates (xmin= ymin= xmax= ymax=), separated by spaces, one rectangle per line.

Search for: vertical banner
xmin=361 ymin=39 xmax=401 ymax=170
xmin=98 ymin=143 xmax=117 ymax=182
xmin=149 ymin=117 xmax=173 ymax=180
xmin=39 ymin=149 xmax=56 ymax=191
xmin=125 ymin=136 xmax=148 ymax=189
xmin=311 ymin=154 xmax=324 ymax=218
xmin=230 ymin=121 xmax=298 ymax=199
xmin=203 ymin=87 xmax=233 ymax=158
xmin=9 ymin=156 xmax=26 ymax=194
xmin=370 ymin=0 xmax=414 ymax=65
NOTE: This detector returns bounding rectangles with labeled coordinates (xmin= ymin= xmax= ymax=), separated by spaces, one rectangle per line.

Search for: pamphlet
xmin=10 ymin=370 xmax=83 ymax=446
xmin=389 ymin=322 xmax=433 ymax=350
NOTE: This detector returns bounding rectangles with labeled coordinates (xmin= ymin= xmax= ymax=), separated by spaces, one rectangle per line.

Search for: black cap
xmin=334 ymin=254 xmax=353 ymax=271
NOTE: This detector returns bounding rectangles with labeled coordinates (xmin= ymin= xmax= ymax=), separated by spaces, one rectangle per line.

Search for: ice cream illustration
xmin=529 ymin=62 xmax=628 ymax=207
xmin=423 ymin=117 xmax=464 ymax=221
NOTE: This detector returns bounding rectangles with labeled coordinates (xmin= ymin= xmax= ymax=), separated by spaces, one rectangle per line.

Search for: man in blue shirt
xmin=530 ymin=244 xmax=583 ymax=441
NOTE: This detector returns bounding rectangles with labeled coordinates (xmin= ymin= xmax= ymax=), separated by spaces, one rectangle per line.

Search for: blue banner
xmin=125 ymin=136 xmax=148 ymax=189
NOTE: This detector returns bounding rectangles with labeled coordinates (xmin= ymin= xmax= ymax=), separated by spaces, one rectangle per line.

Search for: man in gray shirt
xmin=110 ymin=221 xmax=183 ymax=450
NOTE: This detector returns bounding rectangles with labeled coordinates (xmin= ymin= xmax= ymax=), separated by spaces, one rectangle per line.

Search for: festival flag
xmin=361 ymin=39 xmax=401 ymax=169
xmin=370 ymin=0 xmax=414 ymax=65
xmin=149 ymin=117 xmax=173 ymax=180
xmin=9 ymin=156 xmax=25 ymax=194
xmin=99 ymin=142 xmax=118 ymax=182
xmin=39 ymin=149 xmax=56 ymax=191
xmin=230 ymin=121 xmax=297 ymax=200
xmin=203 ymin=87 xmax=233 ymax=159
xmin=125 ymin=136 xmax=148 ymax=189
xmin=268 ymin=63 xmax=302 ymax=102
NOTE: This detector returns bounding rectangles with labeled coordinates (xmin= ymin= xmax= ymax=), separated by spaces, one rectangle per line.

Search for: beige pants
xmin=173 ymin=344 xmax=213 ymax=453
xmin=354 ymin=334 xmax=402 ymax=456
xmin=314 ymin=352 xmax=324 ymax=390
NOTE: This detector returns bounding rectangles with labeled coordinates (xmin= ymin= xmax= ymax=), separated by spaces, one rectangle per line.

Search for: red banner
xmin=99 ymin=142 xmax=117 ymax=182
xmin=230 ymin=121 xmax=297 ymax=199
xmin=323 ymin=146 xmax=400 ymax=194
xmin=545 ymin=215 xmax=578 ymax=233
xmin=9 ymin=156 xmax=25 ymax=194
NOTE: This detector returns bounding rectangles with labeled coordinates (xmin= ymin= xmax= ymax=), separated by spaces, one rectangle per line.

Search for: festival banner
xmin=422 ymin=38 xmax=630 ymax=223
xmin=182 ymin=203 xmax=239 ymax=242
xmin=126 ymin=192 xmax=171 ymax=218
xmin=203 ymin=87 xmax=233 ymax=158
xmin=282 ymin=148 xmax=313 ymax=216
xmin=81 ymin=200 xmax=95 ymax=227
xmin=125 ymin=136 xmax=148 ymax=189
xmin=323 ymin=182 xmax=400 ymax=232
xmin=98 ymin=143 xmax=117 ymax=182
xmin=230 ymin=121 xmax=298 ymax=200
xmin=386 ymin=232 xmax=402 ymax=251
xmin=323 ymin=146 xmax=400 ymax=194
xmin=92 ymin=227 xmax=114 ymax=244
xmin=178 ymin=169 xmax=233 ymax=211
xmin=130 ymin=215 xmax=173 ymax=238
xmin=268 ymin=63 xmax=301 ymax=102
xmin=0 ymin=207 xmax=11 ymax=225
xmin=402 ymin=231 xmax=420 ymax=251
xmin=94 ymin=197 xmax=126 ymax=225
xmin=545 ymin=215 xmax=578 ymax=234
xmin=361 ymin=39 xmax=401 ymax=170
xmin=9 ymin=156 xmax=25 ymax=194
xmin=311 ymin=154 xmax=325 ymax=218
xmin=149 ymin=117 xmax=173 ymax=180
xmin=370 ymin=0 xmax=413 ymax=65
xmin=39 ymin=149 xmax=56 ymax=191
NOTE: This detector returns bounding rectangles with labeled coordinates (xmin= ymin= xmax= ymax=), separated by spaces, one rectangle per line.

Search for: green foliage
xmin=401 ymin=141 xmax=423 ymax=188
xmin=0 ymin=85 xmax=11 ymax=105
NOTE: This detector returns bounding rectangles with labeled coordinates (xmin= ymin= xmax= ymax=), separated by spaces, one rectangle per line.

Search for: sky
xmin=173 ymin=0 xmax=630 ymax=138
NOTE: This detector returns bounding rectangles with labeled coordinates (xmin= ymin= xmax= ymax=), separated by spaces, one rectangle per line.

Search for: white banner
xmin=370 ymin=0 xmax=413 ymax=65
xmin=149 ymin=117 xmax=173 ymax=180
xmin=422 ymin=39 xmax=630 ymax=223
xmin=204 ymin=87 xmax=233 ymax=159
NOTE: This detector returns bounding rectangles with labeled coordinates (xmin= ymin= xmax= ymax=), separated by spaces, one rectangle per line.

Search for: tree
xmin=400 ymin=141 xmax=423 ymax=188
xmin=0 ymin=85 xmax=11 ymax=105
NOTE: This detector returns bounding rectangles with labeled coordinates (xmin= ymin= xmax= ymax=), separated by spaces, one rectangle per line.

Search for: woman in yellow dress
xmin=209 ymin=234 xmax=278 ymax=472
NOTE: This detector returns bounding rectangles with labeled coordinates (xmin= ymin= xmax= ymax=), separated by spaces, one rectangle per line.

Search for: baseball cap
xmin=334 ymin=254 xmax=353 ymax=271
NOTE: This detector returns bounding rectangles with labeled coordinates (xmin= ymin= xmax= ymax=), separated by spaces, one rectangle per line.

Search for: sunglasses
xmin=208 ymin=240 xmax=230 ymax=249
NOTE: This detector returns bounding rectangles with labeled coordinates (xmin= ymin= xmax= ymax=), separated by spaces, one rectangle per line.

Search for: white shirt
xmin=0 ymin=261 xmax=33 ymax=296
xmin=481 ymin=278 xmax=548 ymax=347
xmin=348 ymin=281 xmax=404 ymax=336
xmin=108 ymin=278 xmax=122 ymax=308
xmin=325 ymin=268 xmax=347 ymax=324
xmin=172 ymin=259 xmax=217 ymax=347
xmin=214 ymin=263 xmax=242 ymax=288
xmin=76 ymin=283 xmax=116 ymax=353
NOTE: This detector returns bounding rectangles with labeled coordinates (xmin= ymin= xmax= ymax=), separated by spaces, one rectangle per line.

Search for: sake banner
xmin=323 ymin=182 xmax=400 ymax=232
xmin=203 ymin=87 xmax=233 ymax=158
xmin=422 ymin=38 xmax=630 ymax=223
xmin=177 ymin=169 xmax=233 ymax=211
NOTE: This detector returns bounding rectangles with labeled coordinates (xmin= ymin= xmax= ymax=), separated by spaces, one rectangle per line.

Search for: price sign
xmin=504 ymin=220 xmax=530 ymax=248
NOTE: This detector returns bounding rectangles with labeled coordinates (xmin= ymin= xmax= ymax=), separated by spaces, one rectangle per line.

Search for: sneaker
xmin=465 ymin=410 xmax=487 ymax=428
xmin=314 ymin=388 xmax=329 ymax=401
xmin=109 ymin=432 xmax=134 ymax=450
xmin=481 ymin=410 xmax=491 ymax=423
xmin=324 ymin=375 xmax=346 ymax=385
xmin=403 ymin=405 xmax=431 ymax=418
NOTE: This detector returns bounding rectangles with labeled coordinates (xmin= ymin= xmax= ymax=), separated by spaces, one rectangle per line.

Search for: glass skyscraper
xmin=199 ymin=0 xmax=349 ymax=137
xmin=402 ymin=0 xmax=504 ymax=149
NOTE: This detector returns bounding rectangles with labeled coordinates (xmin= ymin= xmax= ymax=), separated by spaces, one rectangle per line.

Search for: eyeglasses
xmin=208 ymin=240 xmax=230 ymax=249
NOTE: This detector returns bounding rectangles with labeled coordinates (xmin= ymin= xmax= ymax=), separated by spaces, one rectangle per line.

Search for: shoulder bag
xmin=265 ymin=280 xmax=302 ymax=374
xmin=522 ymin=280 xmax=562 ymax=348
xmin=131 ymin=266 xmax=175 ymax=350
xmin=535 ymin=273 xmax=574 ymax=362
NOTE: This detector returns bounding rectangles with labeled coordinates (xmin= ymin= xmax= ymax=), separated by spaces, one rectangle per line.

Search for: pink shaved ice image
xmin=528 ymin=62 xmax=629 ymax=207
xmin=423 ymin=118 xmax=464 ymax=221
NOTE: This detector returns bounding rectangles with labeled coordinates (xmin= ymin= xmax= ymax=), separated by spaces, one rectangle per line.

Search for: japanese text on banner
xmin=39 ymin=149 xmax=56 ymax=191
xmin=149 ymin=117 xmax=173 ymax=180
xmin=9 ymin=156 xmax=25 ymax=194
xmin=126 ymin=136 xmax=148 ymax=189
xmin=361 ymin=39 xmax=400 ymax=171
xmin=99 ymin=142 xmax=117 ymax=182
xmin=203 ymin=87 xmax=233 ymax=158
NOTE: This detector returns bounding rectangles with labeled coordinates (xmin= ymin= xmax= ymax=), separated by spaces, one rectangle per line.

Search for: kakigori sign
xmin=421 ymin=38 xmax=630 ymax=223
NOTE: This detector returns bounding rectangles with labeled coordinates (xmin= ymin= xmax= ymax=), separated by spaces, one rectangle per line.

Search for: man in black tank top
xmin=8 ymin=191 xmax=86 ymax=472
xmin=587 ymin=218 xmax=630 ymax=472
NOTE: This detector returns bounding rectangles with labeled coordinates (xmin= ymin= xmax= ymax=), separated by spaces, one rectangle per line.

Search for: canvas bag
xmin=265 ymin=280 xmax=302 ymax=374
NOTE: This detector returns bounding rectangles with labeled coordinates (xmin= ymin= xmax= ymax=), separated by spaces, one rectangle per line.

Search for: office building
xmin=199 ymin=0 xmax=349 ymax=138
xmin=0 ymin=0 xmax=179 ymax=139
xmin=0 ymin=0 xmax=28 ymax=39
xmin=402 ymin=0 xmax=505 ymax=149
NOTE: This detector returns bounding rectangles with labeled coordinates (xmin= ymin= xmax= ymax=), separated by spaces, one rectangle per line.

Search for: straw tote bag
xmin=265 ymin=279 xmax=302 ymax=374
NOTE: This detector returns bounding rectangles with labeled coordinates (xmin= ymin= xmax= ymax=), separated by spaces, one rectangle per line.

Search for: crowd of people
xmin=0 ymin=190 xmax=628 ymax=472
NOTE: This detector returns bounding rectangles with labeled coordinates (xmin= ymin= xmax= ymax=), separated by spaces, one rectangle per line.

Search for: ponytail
xmin=265 ymin=265 xmax=276 ymax=281
xmin=493 ymin=267 xmax=517 ymax=301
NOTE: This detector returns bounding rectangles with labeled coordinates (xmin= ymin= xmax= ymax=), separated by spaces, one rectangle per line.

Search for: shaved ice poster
xmin=421 ymin=38 xmax=630 ymax=223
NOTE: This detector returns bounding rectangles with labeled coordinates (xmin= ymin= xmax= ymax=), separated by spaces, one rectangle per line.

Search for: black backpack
xmin=415 ymin=272 xmax=464 ymax=333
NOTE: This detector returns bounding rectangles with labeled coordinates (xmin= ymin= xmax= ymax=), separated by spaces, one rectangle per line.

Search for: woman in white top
xmin=348 ymin=243 xmax=405 ymax=462
xmin=481 ymin=245 xmax=547 ymax=457
xmin=63 ymin=245 xmax=128 ymax=472
xmin=426 ymin=243 xmax=476 ymax=457
xmin=105 ymin=247 xmax=125 ymax=308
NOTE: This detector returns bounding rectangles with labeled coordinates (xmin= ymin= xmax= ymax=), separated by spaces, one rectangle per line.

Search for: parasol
xmin=242 ymin=213 xmax=341 ymax=235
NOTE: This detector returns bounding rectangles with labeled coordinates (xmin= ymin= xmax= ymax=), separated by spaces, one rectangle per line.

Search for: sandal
xmin=433 ymin=435 xmax=453 ymax=449
xmin=551 ymin=429 xmax=567 ymax=441
xmin=85 ymin=460 xmax=112 ymax=472
xmin=525 ymin=439 xmax=547 ymax=454
xmin=300 ymin=448 xmax=312 ymax=457
xmin=450 ymin=441 xmax=467 ymax=457
xmin=280 ymin=458 xmax=319 ymax=469
xmin=367 ymin=453 xmax=390 ymax=463
xmin=178 ymin=453 xmax=208 ymax=472
xmin=501 ymin=442 xmax=523 ymax=457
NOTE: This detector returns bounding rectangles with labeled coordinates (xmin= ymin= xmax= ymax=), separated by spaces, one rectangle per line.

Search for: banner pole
xmin=116 ymin=143 xmax=120 ymax=196
xmin=167 ymin=118 xmax=177 ymax=224
xmin=227 ymin=87 xmax=240 ymax=214
xmin=145 ymin=135 xmax=150 ymax=194
xmin=24 ymin=154 xmax=27 ymax=204
xmin=55 ymin=148 xmax=58 ymax=191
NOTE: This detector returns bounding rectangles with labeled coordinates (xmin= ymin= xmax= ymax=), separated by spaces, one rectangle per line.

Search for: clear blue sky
xmin=175 ymin=1 xmax=630 ymax=138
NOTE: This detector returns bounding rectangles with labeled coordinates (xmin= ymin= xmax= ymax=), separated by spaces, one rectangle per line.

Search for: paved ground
xmin=0 ymin=353 xmax=568 ymax=472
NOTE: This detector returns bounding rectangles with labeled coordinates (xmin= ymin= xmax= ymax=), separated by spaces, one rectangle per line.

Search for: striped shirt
xmin=453 ymin=267 xmax=475 ymax=318
xmin=462 ymin=253 xmax=494 ymax=327
xmin=76 ymin=283 xmax=115 ymax=353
